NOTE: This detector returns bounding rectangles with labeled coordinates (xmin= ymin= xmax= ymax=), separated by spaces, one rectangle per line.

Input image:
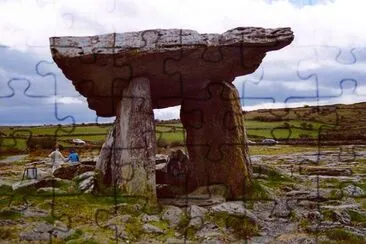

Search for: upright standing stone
xmin=181 ymin=81 xmax=252 ymax=199
xmin=96 ymin=77 xmax=157 ymax=204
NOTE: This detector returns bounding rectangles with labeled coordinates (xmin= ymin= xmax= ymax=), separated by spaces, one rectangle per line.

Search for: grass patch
xmin=124 ymin=217 xmax=143 ymax=240
xmin=0 ymin=209 xmax=22 ymax=219
xmin=64 ymin=229 xmax=83 ymax=241
xmin=0 ymin=185 xmax=13 ymax=195
xmin=242 ymin=180 xmax=272 ymax=201
xmin=66 ymin=240 xmax=99 ymax=244
xmin=348 ymin=210 xmax=366 ymax=224
xmin=176 ymin=213 xmax=190 ymax=231
xmin=259 ymin=168 xmax=295 ymax=189
xmin=322 ymin=210 xmax=334 ymax=221
xmin=42 ymin=214 xmax=57 ymax=224
xmin=210 ymin=212 xmax=258 ymax=239
xmin=355 ymin=198 xmax=366 ymax=210
xmin=319 ymin=178 xmax=341 ymax=188
xmin=325 ymin=228 xmax=365 ymax=243
xmin=298 ymin=218 xmax=311 ymax=230
xmin=0 ymin=227 xmax=19 ymax=240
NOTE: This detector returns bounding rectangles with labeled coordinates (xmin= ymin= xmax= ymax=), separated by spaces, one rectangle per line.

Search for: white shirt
xmin=48 ymin=149 xmax=65 ymax=164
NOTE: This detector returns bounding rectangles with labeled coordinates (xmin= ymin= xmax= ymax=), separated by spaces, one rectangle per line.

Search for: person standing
xmin=48 ymin=145 xmax=65 ymax=172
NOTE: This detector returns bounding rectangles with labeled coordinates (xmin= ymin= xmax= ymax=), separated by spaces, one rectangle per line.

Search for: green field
xmin=1 ymin=102 xmax=365 ymax=155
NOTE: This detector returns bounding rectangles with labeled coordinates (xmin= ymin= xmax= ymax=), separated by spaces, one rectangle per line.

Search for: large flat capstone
xmin=50 ymin=27 xmax=294 ymax=116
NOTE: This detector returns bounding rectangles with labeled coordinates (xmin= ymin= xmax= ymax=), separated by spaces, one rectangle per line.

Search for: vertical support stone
xmin=181 ymin=81 xmax=252 ymax=199
xmin=96 ymin=77 xmax=157 ymax=204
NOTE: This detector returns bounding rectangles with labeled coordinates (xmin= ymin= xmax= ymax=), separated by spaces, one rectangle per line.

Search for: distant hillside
xmin=243 ymin=102 xmax=366 ymax=124
xmin=243 ymin=102 xmax=366 ymax=143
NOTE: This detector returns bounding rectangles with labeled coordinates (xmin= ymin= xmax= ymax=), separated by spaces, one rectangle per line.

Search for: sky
xmin=0 ymin=0 xmax=365 ymax=125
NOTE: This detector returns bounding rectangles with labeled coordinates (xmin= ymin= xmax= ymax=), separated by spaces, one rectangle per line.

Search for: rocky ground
xmin=0 ymin=146 xmax=365 ymax=243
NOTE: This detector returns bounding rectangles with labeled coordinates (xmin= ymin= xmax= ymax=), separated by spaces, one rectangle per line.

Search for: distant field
xmin=1 ymin=102 xmax=365 ymax=154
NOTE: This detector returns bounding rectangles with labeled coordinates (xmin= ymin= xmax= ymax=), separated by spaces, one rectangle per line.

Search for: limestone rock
xmin=165 ymin=238 xmax=196 ymax=244
xmin=50 ymin=27 xmax=294 ymax=115
xmin=78 ymin=164 xmax=95 ymax=175
xmin=53 ymin=163 xmax=95 ymax=180
xmin=74 ymin=171 xmax=96 ymax=182
xmin=53 ymin=164 xmax=79 ymax=179
xmin=107 ymin=214 xmax=132 ymax=225
xmin=322 ymin=204 xmax=360 ymax=211
xmin=162 ymin=205 xmax=184 ymax=228
xmin=342 ymin=184 xmax=364 ymax=197
xmin=301 ymin=166 xmax=353 ymax=176
xmin=209 ymin=201 xmax=259 ymax=225
xmin=270 ymin=200 xmax=294 ymax=219
xmin=332 ymin=210 xmax=351 ymax=225
xmin=275 ymin=233 xmax=316 ymax=244
xmin=188 ymin=205 xmax=208 ymax=228
xmin=155 ymin=154 xmax=168 ymax=164
xmin=252 ymin=163 xmax=287 ymax=177
xmin=142 ymin=223 xmax=165 ymax=234
xmin=306 ymin=211 xmax=323 ymax=222
xmin=156 ymin=150 xmax=190 ymax=186
xmin=12 ymin=179 xmax=39 ymax=191
xmin=22 ymin=207 xmax=48 ymax=217
xmin=195 ymin=223 xmax=224 ymax=239
xmin=158 ymin=185 xmax=227 ymax=207
xmin=20 ymin=222 xmax=74 ymax=241
xmin=36 ymin=187 xmax=65 ymax=194
xmin=181 ymin=82 xmax=252 ymax=198
xmin=78 ymin=176 xmax=95 ymax=193
xmin=12 ymin=177 xmax=63 ymax=191
xmin=95 ymin=77 xmax=157 ymax=204
xmin=140 ymin=214 xmax=160 ymax=223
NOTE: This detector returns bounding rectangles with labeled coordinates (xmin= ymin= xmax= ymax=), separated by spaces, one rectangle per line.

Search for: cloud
xmin=1 ymin=0 xmax=366 ymax=51
xmin=1 ymin=0 xmax=366 ymax=124
xmin=46 ymin=96 xmax=85 ymax=104
xmin=153 ymin=106 xmax=181 ymax=120
xmin=243 ymin=92 xmax=366 ymax=111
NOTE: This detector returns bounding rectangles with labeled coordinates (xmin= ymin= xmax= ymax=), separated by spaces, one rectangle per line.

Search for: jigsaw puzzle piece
xmin=94 ymin=195 xmax=149 ymax=242
xmin=297 ymin=46 xmax=366 ymax=103
xmin=240 ymin=46 xmax=319 ymax=120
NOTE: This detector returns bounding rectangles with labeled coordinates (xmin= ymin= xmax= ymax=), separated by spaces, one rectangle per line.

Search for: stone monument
xmin=50 ymin=27 xmax=294 ymax=202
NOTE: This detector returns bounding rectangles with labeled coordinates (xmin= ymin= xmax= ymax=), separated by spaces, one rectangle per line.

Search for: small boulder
xmin=301 ymin=166 xmax=353 ymax=176
xmin=12 ymin=177 xmax=63 ymax=191
xmin=162 ymin=205 xmax=184 ymax=228
xmin=142 ymin=223 xmax=165 ymax=234
xmin=210 ymin=201 xmax=259 ymax=225
xmin=155 ymin=154 xmax=168 ymax=164
xmin=140 ymin=214 xmax=160 ymax=223
xmin=74 ymin=171 xmax=96 ymax=182
xmin=306 ymin=211 xmax=323 ymax=222
xmin=53 ymin=164 xmax=79 ymax=179
xmin=166 ymin=150 xmax=189 ymax=177
xmin=188 ymin=205 xmax=208 ymax=228
xmin=77 ymin=164 xmax=95 ymax=175
xmin=53 ymin=163 xmax=95 ymax=180
xmin=34 ymin=177 xmax=63 ymax=189
xmin=22 ymin=207 xmax=48 ymax=217
xmin=332 ymin=210 xmax=351 ymax=225
xmin=20 ymin=222 xmax=74 ymax=241
xmin=165 ymin=238 xmax=196 ymax=244
xmin=195 ymin=223 xmax=224 ymax=239
xmin=342 ymin=184 xmax=364 ymax=197
xmin=12 ymin=179 xmax=39 ymax=191
xmin=78 ymin=176 xmax=94 ymax=193
xmin=36 ymin=187 xmax=65 ymax=194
